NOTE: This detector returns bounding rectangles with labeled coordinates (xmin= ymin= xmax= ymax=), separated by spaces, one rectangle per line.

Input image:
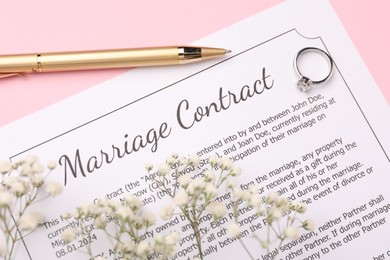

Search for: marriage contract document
xmin=1 ymin=0 xmax=389 ymax=259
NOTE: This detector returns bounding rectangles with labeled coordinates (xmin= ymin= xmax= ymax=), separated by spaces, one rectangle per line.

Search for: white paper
xmin=1 ymin=0 xmax=390 ymax=259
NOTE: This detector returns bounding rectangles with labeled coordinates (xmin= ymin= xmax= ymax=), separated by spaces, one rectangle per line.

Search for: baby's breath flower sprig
xmin=63 ymin=194 xmax=179 ymax=260
xmin=146 ymin=153 xmax=201 ymax=200
xmin=228 ymin=187 xmax=314 ymax=260
xmin=55 ymin=153 xmax=314 ymax=260
xmin=0 ymin=156 xmax=62 ymax=260
xmin=149 ymin=154 xmax=239 ymax=260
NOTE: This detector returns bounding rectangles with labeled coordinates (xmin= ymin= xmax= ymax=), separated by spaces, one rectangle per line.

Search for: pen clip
xmin=0 ymin=73 xmax=25 ymax=79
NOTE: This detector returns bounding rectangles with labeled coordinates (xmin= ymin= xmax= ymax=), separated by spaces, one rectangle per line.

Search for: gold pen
xmin=0 ymin=46 xmax=231 ymax=79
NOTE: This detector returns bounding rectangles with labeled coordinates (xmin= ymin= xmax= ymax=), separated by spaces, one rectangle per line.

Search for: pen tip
xmin=225 ymin=49 xmax=232 ymax=54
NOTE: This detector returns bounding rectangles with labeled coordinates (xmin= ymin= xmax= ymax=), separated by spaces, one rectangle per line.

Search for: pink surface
xmin=0 ymin=0 xmax=389 ymax=127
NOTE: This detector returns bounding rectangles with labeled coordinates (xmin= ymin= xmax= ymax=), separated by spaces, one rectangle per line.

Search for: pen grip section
xmin=39 ymin=48 xmax=179 ymax=72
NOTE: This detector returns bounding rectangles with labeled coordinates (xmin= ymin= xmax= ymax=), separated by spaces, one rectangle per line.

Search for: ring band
xmin=293 ymin=47 xmax=334 ymax=92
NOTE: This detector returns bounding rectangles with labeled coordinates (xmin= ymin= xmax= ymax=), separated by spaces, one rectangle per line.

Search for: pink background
xmin=0 ymin=0 xmax=389 ymax=127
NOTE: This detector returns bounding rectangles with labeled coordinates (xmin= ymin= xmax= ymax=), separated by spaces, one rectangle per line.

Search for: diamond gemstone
xmin=296 ymin=76 xmax=313 ymax=92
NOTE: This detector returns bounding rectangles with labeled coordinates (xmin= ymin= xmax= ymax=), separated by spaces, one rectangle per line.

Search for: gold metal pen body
xmin=0 ymin=46 xmax=229 ymax=77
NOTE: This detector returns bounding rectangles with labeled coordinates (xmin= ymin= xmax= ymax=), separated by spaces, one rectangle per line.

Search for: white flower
xmin=72 ymin=209 xmax=81 ymax=219
xmin=178 ymin=174 xmax=191 ymax=188
xmin=265 ymin=191 xmax=278 ymax=204
xmin=256 ymin=207 xmax=264 ymax=216
xmin=3 ymin=176 xmax=17 ymax=188
xmin=0 ymin=191 xmax=13 ymax=208
xmin=275 ymin=197 xmax=289 ymax=210
xmin=152 ymin=234 xmax=165 ymax=251
xmin=247 ymin=185 xmax=258 ymax=195
xmin=116 ymin=206 xmax=133 ymax=221
xmin=32 ymin=175 xmax=44 ymax=188
xmin=187 ymin=178 xmax=205 ymax=196
xmin=11 ymin=181 xmax=26 ymax=194
xmin=133 ymin=216 xmax=144 ymax=229
xmin=160 ymin=204 xmax=174 ymax=221
xmin=96 ymin=197 xmax=109 ymax=207
xmin=122 ymin=240 xmax=136 ymax=253
xmin=157 ymin=163 xmax=170 ymax=176
xmin=78 ymin=202 xmax=98 ymax=216
xmin=209 ymin=155 xmax=219 ymax=167
xmin=108 ymin=199 xmax=122 ymax=210
xmin=154 ymin=234 xmax=164 ymax=243
xmin=233 ymin=187 xmax=244 ymax=199
xmin=165 ymin=232 xmax=180 ymax=245
xmin=247 ymin=194 xmax=261 ymax=207
xmin=188 ymin=155 xmax=199 ymax=166
xmin=220 ymin=158 xmax=233 ymax=170
xmin=142 ymin=211 xmax=156 ymax=227
xmin=295 ymin=203 xmax=307 ymax=214
xmin=204 ymin=183 xmax=218 ymax=200
xmin=10 ymin=181 xmax=30 ymax=196
xmin=178 ymin=157 xmax=188 ymax=166
xmin=170 ymin=153 xmax=179 ymax=159
xmin=145 ymin=163 xmax=153 ymax=171
xmin=226 ymin=180 xmax=235 ymax=189
xmin=124 ymin=194 xmax=143 ymax=211
xmin=207 ymin=201 xmax=227 ymax=220
xmin=289 ymin=201 xmax=299 ymax=211
xmin=227 ymin=222 xmax=241 ymax=238
xmin=241 ymin=190 xmax=251 ymax=201
xmin=230 ymin=166 xmax=241 ymax=176
xmin=136 ymin=240 xmax=150 ymax=258
xmin=47 ymin=161 xmax=57 ymax=170
xmin=166 ymin=155 xmax=176 ymax=166
xmin=61 ymin=212 xmax=71 ymax=220
xmin=0 ymin=161 xmax=12 ymax=174
xmin=45 ymin=182 xmax=63 ymax=197
xmin=94 ymin=214 xmax=108 ymax=229
xmin=302 ymin=219 xmax=315 ymax=231
xmin=20 ymin=164 xmax=33 ymax=176
xmin=173 ymin=191 xmax=188 ymax=206
xmin=260 ymin=240 xmax=269 ymax=249
xmin=204 ymin=170 xmax=215 ymax=182
xmin=18 ymin=212 xmax=45 ymax=230
xmin=32 ymin=162 xmax=44 ymax=174
xmin=160 ymin=233 xmax=178 ymax=257
xmin=284 ymin=226 xmax=299 ymax=240
xmin=24 ymin=155 xmax=38 ymax=164
xmin=267 ymin=207 xmax=282 ymax=223
xmin=61 ymin=228 xmax=77 ymax=243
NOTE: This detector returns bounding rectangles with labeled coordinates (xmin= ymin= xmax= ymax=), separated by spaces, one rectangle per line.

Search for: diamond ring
xmin=293 ymin=47 xmax=334 ymax=92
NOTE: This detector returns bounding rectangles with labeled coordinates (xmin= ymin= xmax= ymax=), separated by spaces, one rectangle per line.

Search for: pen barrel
xmin=39 ymin=47 xmax=180 ymax=72
xmin=0 ymin=46 xmax=227 ymax=75
xmin=0 ymin=54 xmax=38 ymax=73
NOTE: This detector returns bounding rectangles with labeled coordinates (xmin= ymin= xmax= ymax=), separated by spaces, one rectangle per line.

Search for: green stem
xmin=181 ymin=203 xmax=204 ymax=260
xmin=270 ymin=238 xmax=285 ymax=260
xmin=6 ymin=208 xmax=20 ymax=260
xmin=230 ymin=196 xmax=255 ymax=260
xmin=192 ymin=220 xmax=203 ymax=260
xmin=238 ymin=238 xmax=255 ymax=260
